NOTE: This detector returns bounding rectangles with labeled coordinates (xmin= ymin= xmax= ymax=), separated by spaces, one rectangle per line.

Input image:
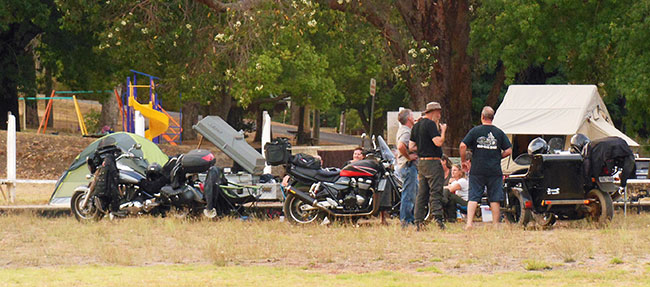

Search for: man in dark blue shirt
xmin=460 ymin=106 xmax=512 ymax=229
xmin=409 ymin=102 xmax=447 ymax=230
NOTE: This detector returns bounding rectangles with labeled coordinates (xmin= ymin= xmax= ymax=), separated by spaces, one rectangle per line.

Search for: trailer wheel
xmin=586 ymin=189 xmax=614 ymax=224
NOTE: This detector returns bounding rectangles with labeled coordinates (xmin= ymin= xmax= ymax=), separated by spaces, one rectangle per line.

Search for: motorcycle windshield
xmin=377 ymin=136 xmax=395 ymax=164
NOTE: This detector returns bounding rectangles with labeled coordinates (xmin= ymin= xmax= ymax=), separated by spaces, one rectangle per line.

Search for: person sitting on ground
xmin=443 ymin=164 xmax=469 ymax=221
xmin=441 ymin=154 xmax=452 ymax=186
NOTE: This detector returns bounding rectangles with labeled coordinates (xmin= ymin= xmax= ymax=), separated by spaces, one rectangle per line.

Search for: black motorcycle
xmin=71 ymin=143 xmax=215 ymax=222
xmin=502 ymin=137 xmax=620 ymax=227
xmin=266 ymin=136 xmax=404 ymax=224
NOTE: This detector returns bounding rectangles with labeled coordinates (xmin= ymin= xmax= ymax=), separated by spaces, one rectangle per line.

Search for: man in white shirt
xmin=396 ymin=109 xmax=418 ymax=226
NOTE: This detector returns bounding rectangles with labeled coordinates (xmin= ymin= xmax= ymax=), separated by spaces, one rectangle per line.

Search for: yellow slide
xmin=129 ymin=97 xmax=169 ymax=141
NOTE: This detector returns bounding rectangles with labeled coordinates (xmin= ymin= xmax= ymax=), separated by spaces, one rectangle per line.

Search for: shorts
xmin=468 ymin=174 xmax=504 ymax=203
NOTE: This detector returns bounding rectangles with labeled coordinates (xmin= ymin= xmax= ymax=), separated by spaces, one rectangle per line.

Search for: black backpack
xmin=290 ymin=153 xmax=321 ymax=169
xmin=265 ymin=138 xmax=291 ymax=165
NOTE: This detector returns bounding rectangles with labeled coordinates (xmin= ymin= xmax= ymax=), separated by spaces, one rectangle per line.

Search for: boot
xmin=435 ymin=217 xmax=446 ymax=230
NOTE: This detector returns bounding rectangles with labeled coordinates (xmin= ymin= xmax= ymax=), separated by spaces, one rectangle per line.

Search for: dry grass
xmin=2 ymin=183 xmax=55 ymax=205
xmin=0 ymin=264 xmax=648 ymax=287
xmin=0 ymin=212 xmax=649 ymax=276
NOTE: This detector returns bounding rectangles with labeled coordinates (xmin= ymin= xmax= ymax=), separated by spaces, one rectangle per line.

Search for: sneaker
xmin=321 ymin=217 xmax=331 ymax=225
xmin=203 ymin=208 xmax=217 ymax=219
xmin=108 ymin=210 xmax=127 ymax=220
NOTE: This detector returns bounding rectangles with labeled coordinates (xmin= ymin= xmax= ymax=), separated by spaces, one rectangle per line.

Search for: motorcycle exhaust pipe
xmin=287 ymin=187 xmax=334 ymax=216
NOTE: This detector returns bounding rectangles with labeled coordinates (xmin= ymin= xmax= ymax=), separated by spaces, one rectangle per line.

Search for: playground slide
xmin=129 ymin=97 xmax=169 ymax=141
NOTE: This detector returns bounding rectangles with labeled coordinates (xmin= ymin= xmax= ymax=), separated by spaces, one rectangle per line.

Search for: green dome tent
xmin=49 ymin=132 xmax=169 ymax=206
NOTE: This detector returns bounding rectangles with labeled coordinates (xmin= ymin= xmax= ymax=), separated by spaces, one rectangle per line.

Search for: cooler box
xmin=480 ymin=205 xmax=493 ymax=222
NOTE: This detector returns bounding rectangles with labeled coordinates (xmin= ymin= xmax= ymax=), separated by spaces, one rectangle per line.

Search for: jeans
xmin=398 ymin=162 xmax=418 ymax=225
xmin=415 ymin=159 xmax=445 ymax=223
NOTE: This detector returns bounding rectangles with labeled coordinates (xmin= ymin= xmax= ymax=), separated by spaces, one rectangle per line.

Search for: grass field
xmin=0 ymin=264 xmax=648 ymax=286
xmin=0 ymin=211 xmax=649 ymax=285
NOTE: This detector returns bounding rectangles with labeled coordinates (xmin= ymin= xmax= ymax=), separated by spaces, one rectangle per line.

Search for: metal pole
xmin=369 ymin=94 xmax=375 ymax=136
xmin=623 ymin=185 xmax=627 ymax=216
xmin=7 ymin=112 xmax=16 ymax=203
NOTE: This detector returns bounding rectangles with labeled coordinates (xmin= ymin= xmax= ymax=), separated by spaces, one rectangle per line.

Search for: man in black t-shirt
xmin=459 ymin=106 xmax=512 ymax=229
xmin=409 ymin=102 xmax=447 ymax=230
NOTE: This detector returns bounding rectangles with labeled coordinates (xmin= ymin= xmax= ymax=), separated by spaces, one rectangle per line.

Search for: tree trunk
xmin=210 ymin=89 xmax=232 ymax=120
xmin=296 ymin=105 xmax=312 ymax=145
xmin=486 ymin=61 xmax=506 ymax=109
xmin=312 ymin=109 xmax=320 ymax=145
xmin=100 ymin=93 xmax=119 ymax=131
xmin=24 ymin=98 xmax=39 ymax=129
xmin=253 ymin=106 xmax=263 ymax=143
xmin=181 ymin=101 xmax=200 ymax=140
xmin=328 ymin=0 xmax=473 ymax=156
xmin=0 ymin=78 xmax=20 ymax=131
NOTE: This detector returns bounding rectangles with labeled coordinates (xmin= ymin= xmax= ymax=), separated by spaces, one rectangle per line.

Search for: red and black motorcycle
xmin=266 ymin=136 xmax=403 ymax=224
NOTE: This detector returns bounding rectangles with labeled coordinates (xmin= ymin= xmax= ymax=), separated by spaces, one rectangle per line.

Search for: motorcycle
xmin=502 ymin=137 xmax=619 ymax=227
xmin=266 ymin=136 xmax=404 ymax=224
xmin=71 ymin=143 xmax=215 ymax=222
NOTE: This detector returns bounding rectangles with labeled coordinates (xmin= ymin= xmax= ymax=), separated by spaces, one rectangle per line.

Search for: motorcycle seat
xmin=291 ymin=166 xmax=340 ymax=183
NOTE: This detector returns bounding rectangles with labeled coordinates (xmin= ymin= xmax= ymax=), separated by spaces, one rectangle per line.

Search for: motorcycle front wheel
xmin=283 ymin=194 xmax=325 ymax=224
xmin=71 ymin=190 xmax=104 ymax=222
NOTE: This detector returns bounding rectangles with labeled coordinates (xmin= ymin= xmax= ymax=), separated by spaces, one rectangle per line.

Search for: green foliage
xmin=471 ymin=0 xmax=650 ymax=138
xmin=524 ymin=259 xmax=552 ymax=271
xmin=84 ymin=109 xmax=101 ymax=134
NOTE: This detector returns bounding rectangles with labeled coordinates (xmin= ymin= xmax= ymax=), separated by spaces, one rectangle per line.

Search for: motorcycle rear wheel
xmin=283 ymin=194 xmax=325 ymax=224
xmin=71 ymin=190 xmax=104 ymax=222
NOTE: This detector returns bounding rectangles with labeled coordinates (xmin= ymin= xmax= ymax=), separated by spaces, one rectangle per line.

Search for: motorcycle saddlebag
xmin=181 ymin=149 xmax=216 ymax=173
xmin=265 ymin=138 xmax=291 ymax=165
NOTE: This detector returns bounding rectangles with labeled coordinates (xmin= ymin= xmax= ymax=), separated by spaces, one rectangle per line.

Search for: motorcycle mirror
xmin=548 ymin=138 xmax=563 ymax=153
xmin=133 ymin=143 xmax=142 ymax=150
xmin=371 ymin=135 xmax=377 ymax=149
xmin=513 ymin=153 xmax=532 ymax=166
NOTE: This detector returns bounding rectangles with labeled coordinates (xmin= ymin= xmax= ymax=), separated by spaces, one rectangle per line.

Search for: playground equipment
xmin=121 ymin=70 xmax=182 ymax=145
xmin=21 ymin=90 xmax=112 ymax=135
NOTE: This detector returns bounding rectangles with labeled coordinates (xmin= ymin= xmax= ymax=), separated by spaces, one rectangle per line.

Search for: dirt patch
xmin=0 ymin=131 xmax=233 ymax=180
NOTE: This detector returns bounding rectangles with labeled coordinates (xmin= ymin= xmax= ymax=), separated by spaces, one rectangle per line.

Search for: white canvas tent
xmin=493 ymin=85 xmax=639 ymax=174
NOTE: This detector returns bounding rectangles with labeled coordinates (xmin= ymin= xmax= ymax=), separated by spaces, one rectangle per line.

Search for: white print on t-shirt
xmin=477 ymin=132 xmax=498 ymax=150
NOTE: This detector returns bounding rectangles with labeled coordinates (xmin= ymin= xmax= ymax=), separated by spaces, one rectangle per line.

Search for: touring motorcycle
xmin=71 ymin=142 xmax=215 ymax=222
xmin=265 ymin=136 xmax=405 ymax=224
xmin=502 ymin=136 xmax=625 ymax=227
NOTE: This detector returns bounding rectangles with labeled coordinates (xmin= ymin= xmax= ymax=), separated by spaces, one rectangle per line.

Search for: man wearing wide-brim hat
xmin=409 ymin=101 xmax=447 ymax=230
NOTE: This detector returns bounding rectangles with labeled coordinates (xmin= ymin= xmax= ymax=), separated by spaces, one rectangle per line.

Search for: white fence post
xmin=134 ymin=111 xmax=145 ymax=137
xmin=261 ymin=111 xmax=272 ymax=174
xmin=7 ymin=112 xmax=16 ymax=203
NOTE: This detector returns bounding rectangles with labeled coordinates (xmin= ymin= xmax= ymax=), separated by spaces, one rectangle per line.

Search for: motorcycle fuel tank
xmin=119 ymin=170 xmax=145 ymax=184
xmin=340 ymin=159 xmax=381 ymax=177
